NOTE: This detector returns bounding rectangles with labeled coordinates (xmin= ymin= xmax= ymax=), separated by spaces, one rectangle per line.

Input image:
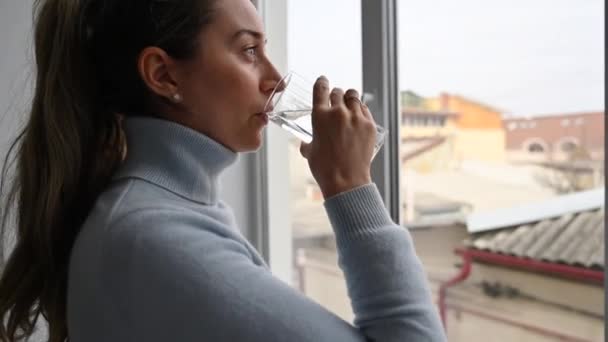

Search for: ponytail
xmin=0 ymin=0 xmax=124 ymax=341
xmin=1 ymin=0 xmax=217 ymax=339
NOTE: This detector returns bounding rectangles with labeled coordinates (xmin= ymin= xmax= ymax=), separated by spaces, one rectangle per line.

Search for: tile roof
xmin=465 ymin=209 xmax=604 ymax=269
xmin=467 ymin=188 xmax=604 ymax=233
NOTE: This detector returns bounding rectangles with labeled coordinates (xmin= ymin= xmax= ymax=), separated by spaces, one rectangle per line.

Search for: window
xmin=262 ymin=0 xmax=400 ymax=325
xmin=285 ymin=0 xmax=363 ymax=322
xmin=561 ymin=140 xmax=578 ymax=152
xmin=398 ymin=0 xmax=604 ymax=340
xmin=261 ymin=0 xmax=604 ymax=341
xmin=519 ymin=120 xmax=537 ymax=129
xmin=528 ymin=142 xmax=545 ymax=153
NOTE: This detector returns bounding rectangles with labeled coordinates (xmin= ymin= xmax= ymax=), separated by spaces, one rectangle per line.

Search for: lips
xmin=255 ymin=113 xmax=269 ymax=125
xmin=254 ymin=99 xmax=273 ymax=117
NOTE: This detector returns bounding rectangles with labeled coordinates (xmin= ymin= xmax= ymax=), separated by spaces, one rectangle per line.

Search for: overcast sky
xmin=288 ymin=0 xmax=604 ymax=117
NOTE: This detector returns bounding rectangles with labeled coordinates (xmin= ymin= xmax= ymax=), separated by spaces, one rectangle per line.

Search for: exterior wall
xmin=426 ymin=94 xmax=504 ymax=130
xmin=401 ymin=121 xmax=458 ymax=139
xmin=504 ymin=112 xmax=604 ymax=161
xmin=445 ymin=279 xmax=604 ymax=342
xmin=446 ymin=310 xmax=558 ymax=342
xmin=409 ymin=225 xmax=470 ymax=275
xmin=454 ymin=129 xmax=506 ymax=162
xmin=445 ymin=298 xmax=604 ymax=342
xmin=402 ymin=92 xmax=508 ymax=163
xmin=401 ymin=120 xmax=506 ymax=163
xmin=469 ymin=263 xmax=604 ymax=316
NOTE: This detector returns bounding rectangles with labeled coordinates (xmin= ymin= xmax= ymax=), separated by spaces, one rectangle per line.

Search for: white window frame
xmin=252 ymin=0 xmax=293 ymax=285
xmin=252 ymin=0 xmax=400 ymax=283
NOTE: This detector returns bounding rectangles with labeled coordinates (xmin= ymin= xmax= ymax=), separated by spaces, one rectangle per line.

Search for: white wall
xmin=0 ymin=1 xmax=56 ymax=340
xmin=0 ymin=0 xmax=35 ymax=262
xmin=0 ymin=0 xmax=34 ymax=164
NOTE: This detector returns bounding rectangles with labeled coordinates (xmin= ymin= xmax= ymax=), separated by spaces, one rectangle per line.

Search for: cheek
xmin=179 ymin=55 xmax=264 ymax=151
xmin=191 ymin=62 xmax=255 ymax=114
xmin=218 ymin=65 xmax=258 ymax=102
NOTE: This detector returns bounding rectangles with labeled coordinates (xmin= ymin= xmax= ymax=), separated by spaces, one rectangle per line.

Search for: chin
xmin=235 ymin=133 xmax=264 ymax=153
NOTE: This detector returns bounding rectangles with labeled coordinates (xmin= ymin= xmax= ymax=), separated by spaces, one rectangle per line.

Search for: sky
xmin=287 ymin=0 xmax=604 ymax=117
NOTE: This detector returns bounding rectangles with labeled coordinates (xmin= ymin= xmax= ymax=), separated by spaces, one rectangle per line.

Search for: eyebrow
xmin=231 ymin=29 xmax=268 ymax=44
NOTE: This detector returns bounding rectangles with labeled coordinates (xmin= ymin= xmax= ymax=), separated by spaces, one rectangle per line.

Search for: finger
xmin=361 ymin=102 xmax=374 ymax=120
xmin=300 ymin=141 xmax=311 ymax=159
xmin=344 ymin=89 xmax=363 ymax=114
xmin=312 ymin=76 xmax=330 ymax=110
xmin=330 ymin=87 xmax=345 ymax=108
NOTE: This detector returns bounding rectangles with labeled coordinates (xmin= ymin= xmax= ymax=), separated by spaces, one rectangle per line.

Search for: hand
xmin=300 ymin=76 xmax=377 ymax=199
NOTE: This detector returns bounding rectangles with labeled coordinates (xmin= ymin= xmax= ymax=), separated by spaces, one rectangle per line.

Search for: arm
xmin=325 ymin=183 xmax=446 ymax=341
xmin=297 ymin=76 xmax=445 ymax=340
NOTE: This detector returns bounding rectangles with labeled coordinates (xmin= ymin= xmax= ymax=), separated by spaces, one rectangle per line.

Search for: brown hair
xmin=0 ymin=0 xmax=217 ymax=341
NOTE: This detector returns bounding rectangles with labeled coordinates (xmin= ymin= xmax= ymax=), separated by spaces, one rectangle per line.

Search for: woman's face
xmin=171 ymin=0 xmax=282 ymax=152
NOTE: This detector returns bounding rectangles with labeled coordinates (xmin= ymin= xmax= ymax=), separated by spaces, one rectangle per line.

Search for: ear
xmin=137 ymin=47 xmax=180 ymax=101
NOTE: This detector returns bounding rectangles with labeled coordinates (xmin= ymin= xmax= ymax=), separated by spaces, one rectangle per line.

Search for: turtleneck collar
xmin=112 ymin=116 xmax=238 ymax=205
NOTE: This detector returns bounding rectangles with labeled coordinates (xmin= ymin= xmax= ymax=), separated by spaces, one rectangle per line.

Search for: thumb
xmin=300 ymin=141 xmax=311 ymax=159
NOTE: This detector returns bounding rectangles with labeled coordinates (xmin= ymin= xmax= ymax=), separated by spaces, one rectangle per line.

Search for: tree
xmin=534 ymin=146 xmax=602 ymax=194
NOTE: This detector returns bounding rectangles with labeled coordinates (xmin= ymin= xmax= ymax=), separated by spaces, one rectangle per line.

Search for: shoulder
xmin=98 ymin=195 xmax=257 ymax=295
xmin=87 ymin=177 xmax=251 ymax=267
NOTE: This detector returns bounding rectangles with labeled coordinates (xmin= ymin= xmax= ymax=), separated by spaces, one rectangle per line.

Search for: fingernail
xmin=318 ymin=75 xmax=328 ymax=81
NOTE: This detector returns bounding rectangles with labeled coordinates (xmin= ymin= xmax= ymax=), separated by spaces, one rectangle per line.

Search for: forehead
xmin=211 ymin=0 xmax=265 ymax=36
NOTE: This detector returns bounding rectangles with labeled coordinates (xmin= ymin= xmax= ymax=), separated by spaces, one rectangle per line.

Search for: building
xmin=442 ymin=188 xmax=605 ymax=342
xmin=503 ymin=111 xmax=604 ymax=162
xmin=504 ymin=112 xmax=605 ymax=161
xmin=426 ymin=92 xmax=506 ymax=162
xmin=502 ymin=112 xmax=605 ymax=192
xmin=401 ymin=91 xmax=507 ymax=168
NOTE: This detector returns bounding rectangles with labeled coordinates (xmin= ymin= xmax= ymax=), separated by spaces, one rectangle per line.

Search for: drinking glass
xmin=264 ymin=72 xmax=387 ymax=160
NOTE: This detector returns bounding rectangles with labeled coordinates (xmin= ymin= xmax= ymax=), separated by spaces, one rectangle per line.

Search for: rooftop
xmin=467 ymin=188 xmax=604 ymax=233
xmin=465 ymin=208 xmax=604 ymax=270
xmin=464 ymin=189 xmax=604 ymax=270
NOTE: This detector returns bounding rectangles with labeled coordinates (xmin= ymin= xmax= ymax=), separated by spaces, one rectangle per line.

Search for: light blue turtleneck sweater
xmin=67 ymin=117 xmax=446 ymax=341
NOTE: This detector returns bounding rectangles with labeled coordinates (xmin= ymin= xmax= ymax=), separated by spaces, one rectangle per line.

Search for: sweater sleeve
xmin=102 ymin=185 xmax=445 ymax=342
xmin=324 ymin=183 xmax=447 ymax=341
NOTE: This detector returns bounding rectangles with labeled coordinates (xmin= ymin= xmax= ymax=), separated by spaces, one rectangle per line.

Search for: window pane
xmin=287 ymin=0 xmax=362 ymax=322
xmin=398 ymin=0 xmax=604 ymax=341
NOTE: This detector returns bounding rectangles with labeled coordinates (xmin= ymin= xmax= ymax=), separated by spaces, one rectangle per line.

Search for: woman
xmin=0 ymin=0 xmax=446 ymax=341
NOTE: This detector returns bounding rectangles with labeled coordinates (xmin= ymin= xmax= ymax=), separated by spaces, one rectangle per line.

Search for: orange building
xmin=427 ymin=93 xmax=504 ymax=130
xmin=402 ymin=91 xmax=506 ymax=164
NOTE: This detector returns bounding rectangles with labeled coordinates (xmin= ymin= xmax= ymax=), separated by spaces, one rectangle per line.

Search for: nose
xmin=261 ymin=61 xmax=286 ymax=95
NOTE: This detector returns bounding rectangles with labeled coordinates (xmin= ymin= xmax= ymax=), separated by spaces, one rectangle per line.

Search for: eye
xmin=244 ymin=46 xmax=258 ymax=58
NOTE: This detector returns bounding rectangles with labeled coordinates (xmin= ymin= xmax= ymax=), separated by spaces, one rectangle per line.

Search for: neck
xmin=113 ymin=116 xmax=238 ymax=205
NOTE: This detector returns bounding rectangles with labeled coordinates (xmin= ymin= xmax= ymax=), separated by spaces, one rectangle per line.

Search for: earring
xmin=172 ymin=93 xmax=182 ymax=103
